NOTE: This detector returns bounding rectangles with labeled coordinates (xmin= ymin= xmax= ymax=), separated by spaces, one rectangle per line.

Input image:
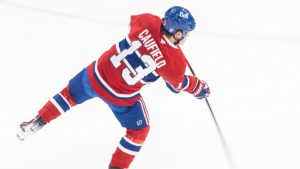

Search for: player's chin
xmin=179 ymin=37 xmax=187 ymax=45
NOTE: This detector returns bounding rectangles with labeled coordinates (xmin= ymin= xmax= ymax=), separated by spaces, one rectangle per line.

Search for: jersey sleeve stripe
xmin=181 ymin=75 xmax=190 ymax=91
xmin=166 ymin=81 xmax=180 ymax=93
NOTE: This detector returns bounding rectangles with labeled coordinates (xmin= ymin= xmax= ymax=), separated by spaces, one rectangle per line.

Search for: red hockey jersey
xmin=87 ymin=13 xmax=196 ymax=106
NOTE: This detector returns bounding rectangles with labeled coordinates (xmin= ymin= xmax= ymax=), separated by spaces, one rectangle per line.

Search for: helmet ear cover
xmin=180 ymin=30 xmax=190 ymax=37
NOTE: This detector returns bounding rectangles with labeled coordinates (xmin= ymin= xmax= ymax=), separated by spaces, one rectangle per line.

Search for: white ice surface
xmin=0 ymin=0 xmax=300 ymax=169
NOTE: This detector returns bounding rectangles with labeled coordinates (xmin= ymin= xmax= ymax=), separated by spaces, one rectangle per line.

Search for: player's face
xmin=176 ymin=31 xmax=189 ymax=45
xmin=179 ymin=36 xmax=187 ymax=45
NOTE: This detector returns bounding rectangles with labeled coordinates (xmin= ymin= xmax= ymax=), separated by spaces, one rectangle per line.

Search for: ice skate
xmin=17 ymin=115 xmax=46 ymax=141
xmin=109 ymin=165 xmax=122 ymax=169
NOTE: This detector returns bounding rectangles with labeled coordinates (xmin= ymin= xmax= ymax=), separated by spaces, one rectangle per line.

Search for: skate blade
xmin=17 ymin=130 xmax=30 ymax=141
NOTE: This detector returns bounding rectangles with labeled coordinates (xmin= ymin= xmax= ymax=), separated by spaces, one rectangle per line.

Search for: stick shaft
xmin=185 ymin=60 xmax=236 ymax=168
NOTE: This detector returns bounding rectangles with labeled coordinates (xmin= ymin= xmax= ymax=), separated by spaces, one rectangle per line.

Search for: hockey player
xmin=17 ymin=6 xmax=210 ymax=169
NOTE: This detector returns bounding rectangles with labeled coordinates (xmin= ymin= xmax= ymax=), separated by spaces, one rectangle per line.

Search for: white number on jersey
xmin=110 ymin=41 xmax=156 ymax=85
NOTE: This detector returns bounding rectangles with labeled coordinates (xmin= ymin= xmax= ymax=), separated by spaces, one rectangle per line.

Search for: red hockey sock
xmin=38 ymin=86 xmax=76 ymax=123
xmin=60 ymin=86 xmax=77 ymax=107
xmin=38 ymin=100 xmax=61 ymax=123
xmin=109 ymin=126 xmax=150 ymax=168
xmin=110 ymin=148 xmax=135 ymax=169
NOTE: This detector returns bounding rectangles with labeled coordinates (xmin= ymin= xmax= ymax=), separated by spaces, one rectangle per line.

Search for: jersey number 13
xmin=110 ymin=41 xmax=156 ymax=85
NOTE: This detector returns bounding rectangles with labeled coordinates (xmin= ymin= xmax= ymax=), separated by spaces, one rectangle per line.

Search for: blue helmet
xmin=163 ymin=6 xmax=196 ymax=36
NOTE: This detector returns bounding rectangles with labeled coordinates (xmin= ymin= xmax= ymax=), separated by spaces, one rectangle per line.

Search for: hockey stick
xmin=185 ymin=60 xmax=236 ymax=169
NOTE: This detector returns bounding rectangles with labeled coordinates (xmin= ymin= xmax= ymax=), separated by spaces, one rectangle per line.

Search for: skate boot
xmin=108 ymin=165 xmax=123 ymax=169
xmin=17 ymin=115 xmax=46 ymax=141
